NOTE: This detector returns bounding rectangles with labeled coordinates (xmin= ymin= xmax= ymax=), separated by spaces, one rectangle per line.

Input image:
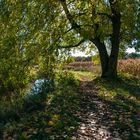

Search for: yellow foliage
xmin=48 ymin=115 xmax=60 ymax=126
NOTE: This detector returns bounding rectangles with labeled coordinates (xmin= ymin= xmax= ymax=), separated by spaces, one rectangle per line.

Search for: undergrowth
xmin=0 ymin=71 xmax=139 ymax=139
xmin=0 ymin=72 xmax=81 ymax=140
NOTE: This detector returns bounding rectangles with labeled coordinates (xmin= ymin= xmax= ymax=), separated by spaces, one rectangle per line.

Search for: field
xmin=64 ymin=59 xmax=140 ymax=77
xmin=63 ymin=61 xmax=94 ymax=72
xmin=118 ymin=59 xmax=140 ymax=76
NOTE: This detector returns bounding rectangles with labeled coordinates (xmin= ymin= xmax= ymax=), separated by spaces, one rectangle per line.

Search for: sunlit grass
xmin=69 ymin=70 xmax=96 ymax=81
xmin=92 ymin=73 xmax=140 ymax=139
xmin=94 ymin=73 xmax=140 ymax=108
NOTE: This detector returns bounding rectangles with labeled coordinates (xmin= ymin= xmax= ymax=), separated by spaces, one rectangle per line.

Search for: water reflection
xmin=27 ymin=79 xmax=53 ymax=97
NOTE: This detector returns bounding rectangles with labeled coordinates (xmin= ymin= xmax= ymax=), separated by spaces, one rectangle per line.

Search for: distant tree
xmin=127 ymin=53 xmax=140 ymax=58
xmin=74 ymin=56 xmax=92 ymax=62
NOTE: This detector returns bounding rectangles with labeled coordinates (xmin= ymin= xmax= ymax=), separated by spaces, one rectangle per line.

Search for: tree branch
xmin=58 ymin=39 xmax=85 ymax=49
xmin=59 ymin=0 xmax=81 ymax=32
xmin=48 ymin=27 xmax=74 ymax=51
xmin=97 ymin=12 xmax=112 ymax=19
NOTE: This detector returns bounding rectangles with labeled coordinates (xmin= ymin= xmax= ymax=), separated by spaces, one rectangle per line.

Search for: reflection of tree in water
xmin=27 ymin=79 xmax=54 ymax=97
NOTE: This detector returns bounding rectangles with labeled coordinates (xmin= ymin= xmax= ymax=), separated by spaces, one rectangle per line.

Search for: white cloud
xmin=126 ymin=48 xmax=135 ymax=53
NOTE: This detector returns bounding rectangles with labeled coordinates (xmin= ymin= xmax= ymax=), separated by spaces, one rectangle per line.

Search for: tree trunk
xmin=92 ymin=38 xmax=109 ymax=77
xmin=92 ymin=33 xmax=120 ymax=79
xmin=60 ymin=0 xmax=121 ymax=79
xmin=107 ymin=0 xmax=121 ymax=78
xmin=93 ymin=37 xmax=120 ymax=78
xmin=92 ymin=1 xmax=121 ymax=79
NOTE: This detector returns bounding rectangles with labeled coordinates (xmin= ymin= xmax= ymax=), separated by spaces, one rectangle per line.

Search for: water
xmin=27 ymin=79 xmax=53 ymax=97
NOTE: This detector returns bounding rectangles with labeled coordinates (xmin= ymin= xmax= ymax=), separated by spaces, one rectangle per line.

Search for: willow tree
xmin=58 ymin=0 xmax=139 ymax=78
xmin=0 ymin=0 xmax=139 ymax=87
xmin=0 ymin=0 xmax=59 ymax=93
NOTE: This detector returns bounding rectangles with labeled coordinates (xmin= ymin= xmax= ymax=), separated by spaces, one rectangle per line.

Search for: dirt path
xmin=72 ymin=80 xmax=122 ymax=140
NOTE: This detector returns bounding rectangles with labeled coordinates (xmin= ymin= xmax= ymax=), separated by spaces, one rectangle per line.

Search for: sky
xmin=71 ymin=50 xmax=95 ymax=57
xmin=126 ymin=48 xmax=136 ymax=53
xmin=71 ymin=48 xmax=136 ymax=57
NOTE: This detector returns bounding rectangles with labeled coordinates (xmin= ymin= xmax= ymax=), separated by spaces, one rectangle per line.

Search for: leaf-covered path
xmin=1 ymin=73 xmax=139 ymax=140
xmin=72 ymin=76 xmax=140 ymax=140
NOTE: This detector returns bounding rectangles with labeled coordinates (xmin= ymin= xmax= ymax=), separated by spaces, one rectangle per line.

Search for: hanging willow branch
xmin=58 ymin=39 xmax=85 ymax=49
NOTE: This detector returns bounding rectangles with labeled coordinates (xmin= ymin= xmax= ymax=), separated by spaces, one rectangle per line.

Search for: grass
xmin=97 ymin=74 xmax=140 ymax=106
xmin=93 ymin=73 xmax=140 ymax=139
xmin=69 ymin=71 xmax=96 ymax=81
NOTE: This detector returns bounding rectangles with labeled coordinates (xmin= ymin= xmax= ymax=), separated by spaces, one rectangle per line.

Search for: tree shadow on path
xmin=73 ymin=77 xmax=140 ymax=140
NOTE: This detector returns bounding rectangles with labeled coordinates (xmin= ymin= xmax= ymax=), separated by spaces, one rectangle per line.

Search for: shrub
xmin=56 ymin=72 xmax=79 ymax=88
xmin=63 ymin=61 xmax=94 ymax=72
xmin=0 ymin=92 xmax=24 ymax=122
xmin=118 ymin=59 xmax=140 ymax=77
